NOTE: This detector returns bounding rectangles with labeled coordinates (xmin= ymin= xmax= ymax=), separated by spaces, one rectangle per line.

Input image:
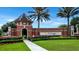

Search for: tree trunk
xmin=67 ymin=17 xmax=70 ymax=36
xmin=37 ymin=16 xmax=40 ymax=36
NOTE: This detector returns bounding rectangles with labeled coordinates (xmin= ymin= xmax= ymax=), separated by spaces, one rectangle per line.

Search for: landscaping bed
xmin=34 ymin=39 xmax=79 ymax=51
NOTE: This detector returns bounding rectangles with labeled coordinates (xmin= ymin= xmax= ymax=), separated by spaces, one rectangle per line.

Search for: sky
xmin=0 ymin=7 xmax=67 ymax=28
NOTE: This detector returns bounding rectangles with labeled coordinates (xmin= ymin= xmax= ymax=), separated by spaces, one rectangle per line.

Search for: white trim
xmin=20 ymin=22 xmax=22 ymax=26
xmin=17 ymin=25 xmax=32 ymax=26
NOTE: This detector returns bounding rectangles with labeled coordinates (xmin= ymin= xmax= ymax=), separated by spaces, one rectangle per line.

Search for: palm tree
xmin=57 ymin=7 xmax=79 ymax=36
xmin=28 ymin=7 xmax=50 ymax=36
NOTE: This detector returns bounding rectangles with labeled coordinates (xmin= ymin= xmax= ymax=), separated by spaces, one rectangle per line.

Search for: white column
xmin=17 ymin=23 xmax=18 ymax=26
xmin=71 ymin=26 xmax=74 ymax=36
xmin=24 ymin=25 xmax=26 ymax=28
xmin=76 ymin=24 xmax=79 ymax=34
xmin=8 ymin=27 xmax=11 ymax=36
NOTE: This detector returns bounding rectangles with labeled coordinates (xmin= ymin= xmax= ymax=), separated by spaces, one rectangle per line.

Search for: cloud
xmin=32 ymin=20 xmax=67 ymax=28
xmin=7 ymin=19 xmax=14 ymax=22
xmin=41 ymin=20 xmax=66 ymax=25
xmin=0 ymin=15 xmax=16 ymax=26
xmin=52 ymin=22 xmax=66 ymax=25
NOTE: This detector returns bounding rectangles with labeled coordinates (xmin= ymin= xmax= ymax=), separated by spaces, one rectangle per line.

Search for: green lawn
xmin=0 ymin=42 xmax=30 ymax=51
xmin=34 ymin=40 xmax=79 ymax=51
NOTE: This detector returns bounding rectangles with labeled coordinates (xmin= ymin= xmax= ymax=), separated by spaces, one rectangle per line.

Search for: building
xmin=8 ymin=13 xmax=68 ymax=38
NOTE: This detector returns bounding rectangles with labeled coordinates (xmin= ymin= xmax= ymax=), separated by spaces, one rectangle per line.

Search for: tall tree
xmin=57 ymin=7 xmax=79 ymax=36
xmin=1 ymin=21 xmax=16 ymax=32
xmin=28 ymin=7 xmax=50 ymax=36
xmin=70 ymin=16 xmax=79 ymax=32
xmin=58 ymin=24 xmax=67 ymax=28
xmin=1 ymin=24 xmax=8 ymax=32
xmin=7 ymin=21 xmax=16 ymax=28
xmin=0 ymin=29 xmax=3 ymax=36
xmin=70 ymin=16 xmax=79 ymax=26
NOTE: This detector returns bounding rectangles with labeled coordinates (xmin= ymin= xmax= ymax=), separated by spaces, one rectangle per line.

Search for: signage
xmin=40 ymin=32 xmax=62 ymax=36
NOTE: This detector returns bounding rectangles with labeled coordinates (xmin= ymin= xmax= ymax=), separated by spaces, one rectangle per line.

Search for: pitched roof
xmin=15 ymin=13 xmax=32 ymax=23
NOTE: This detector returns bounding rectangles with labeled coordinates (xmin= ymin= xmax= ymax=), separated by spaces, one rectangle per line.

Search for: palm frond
xmin=28 ymin=11 xmax=35 ymax=13
xmin=57 ymin=12 xmax=67 ymax=18
xmin=71 ymin=10 xmax=79 ymax=16
xmin=70 ymin=7 xmax=79 ymax=16
xmin=57 ymin=7 xmax=79 ymax=18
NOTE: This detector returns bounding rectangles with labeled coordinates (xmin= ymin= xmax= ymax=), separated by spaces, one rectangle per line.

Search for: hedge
xmin=30 ymin=36 xmax=79 ymax=41
xmin=0 ymin=37 xmax=23 ymax=43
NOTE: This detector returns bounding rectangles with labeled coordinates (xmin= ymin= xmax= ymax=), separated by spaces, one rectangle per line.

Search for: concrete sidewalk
xmin=23 ymin=40 xmax=47 ymax=51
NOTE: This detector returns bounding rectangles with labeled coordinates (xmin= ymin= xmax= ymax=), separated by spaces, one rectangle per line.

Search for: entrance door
xmin=22 ymin=29 xmax=27 ymax=38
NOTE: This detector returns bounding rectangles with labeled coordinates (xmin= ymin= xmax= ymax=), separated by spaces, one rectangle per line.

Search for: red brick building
xmin=9 ymin=13 xmax=68 ymax=38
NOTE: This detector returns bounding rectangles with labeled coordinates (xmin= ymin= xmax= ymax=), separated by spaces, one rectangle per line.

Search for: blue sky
xmin=0 ymin=7 xmax=67 ymax=28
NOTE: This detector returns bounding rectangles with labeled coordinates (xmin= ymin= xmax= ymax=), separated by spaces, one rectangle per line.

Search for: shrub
xmin=0 ymin=29 xmax=3 ymax=36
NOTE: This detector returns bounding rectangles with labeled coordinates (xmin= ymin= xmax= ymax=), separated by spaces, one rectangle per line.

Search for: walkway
xmin=23 ymin=40 xmax=47 ymax=51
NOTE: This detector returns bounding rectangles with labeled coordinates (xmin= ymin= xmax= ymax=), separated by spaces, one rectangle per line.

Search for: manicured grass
xmin=0 ymin=42 xmax=30 ymax=51
xmin=34 ymin=40 xmax=79 ymax=51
